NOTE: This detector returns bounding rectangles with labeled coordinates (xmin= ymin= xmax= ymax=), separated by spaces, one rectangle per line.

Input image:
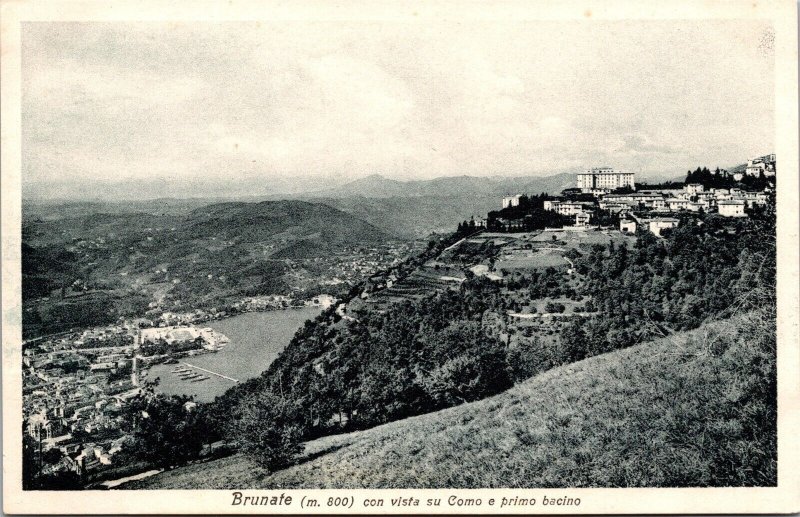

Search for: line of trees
xmin=685 ymin=166 xmax=774 ymax=190
xmin=485 ymin=194 xmax=574 ymax=232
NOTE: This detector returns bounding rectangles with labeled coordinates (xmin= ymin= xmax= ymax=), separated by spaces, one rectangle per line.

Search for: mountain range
xmin=22 ymin=200 xmax=393 ymax=336
xmin=305 ymin=173 xmax=577 ymax=199
xmin=24 ymin=170 xmax=682 ymax=202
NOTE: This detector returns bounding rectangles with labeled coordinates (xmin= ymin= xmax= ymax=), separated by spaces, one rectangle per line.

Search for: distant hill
xmin=181 ymin=200 xmax=388 ymax=247
xmin=132 ymin=311 xmax=775 ymax=489
xmin=301 ymin=173 xmax=577 ymax=237
xmin=308 ymin=172 xmax=576 ymax=199
xmin=727 ymin=163 xmax=748 ymax=175
xmin=25 ymin=200 xmax=389 ymax=259
xmin=22 ymin=173 xmax=580 ymax=239
xmin=22 ymin=200 xmax=392 ymax=336
xmin=317 ymin=196 xmax=502 ymax=238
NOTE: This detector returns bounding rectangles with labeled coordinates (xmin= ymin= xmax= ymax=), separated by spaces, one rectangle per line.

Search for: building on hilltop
xmin=502 ymin=195 xmax=522 ymax=209
xmin=620 ymin=219 xmax=637 ymax=234
xmin=577 ymin=167 xmax=635 ymax=193
xmin=543 ymin=200 xmax=593 ymax=216
xmin=746 ymin=161 xmax=766 ymax=177
xmin=718 ymin=199 xmax=747 ymax=217
xmin=746 ymin=154 xmax=776 ymax=177
xmin=575 ymin=212 xmax=592 ymax=226
xmin=648 ymin=218 xmax=679 ymax=237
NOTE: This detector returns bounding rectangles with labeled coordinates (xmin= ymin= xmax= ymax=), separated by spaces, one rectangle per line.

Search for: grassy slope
xmin=131 ymin=312 xmax=775 ymax=489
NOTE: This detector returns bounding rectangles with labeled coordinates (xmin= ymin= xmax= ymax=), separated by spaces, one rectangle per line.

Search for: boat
xmin=190 ymin=375 xmax=209 ymax=382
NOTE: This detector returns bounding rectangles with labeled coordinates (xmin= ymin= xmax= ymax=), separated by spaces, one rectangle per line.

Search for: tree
xmin=230 ymin=390 xmax=305 ymax=471
xmin=124 ymin=394 xmax=206 ymax=469
xmin=559 ymin=319 xmax=588 ymax=363
xmin=506 ymin=336 xmax=549 ymax=382
xmin=420 ymin=345 xmax=510 ymax=407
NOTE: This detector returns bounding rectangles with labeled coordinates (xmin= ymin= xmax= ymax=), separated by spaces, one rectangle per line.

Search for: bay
xmin=147 ymin=307 xmax=320 ymax=402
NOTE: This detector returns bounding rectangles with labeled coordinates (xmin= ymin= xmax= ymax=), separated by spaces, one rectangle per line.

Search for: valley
xmin=22 ymin=200 xmax=419 ymax=338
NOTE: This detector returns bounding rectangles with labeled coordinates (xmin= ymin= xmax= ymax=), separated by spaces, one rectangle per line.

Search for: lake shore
xmin=147 ymin=307 xmax=321 ymax=402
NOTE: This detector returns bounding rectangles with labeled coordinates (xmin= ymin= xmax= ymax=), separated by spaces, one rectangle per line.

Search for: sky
xmin=22 ymin=20 xmax=774 ymax=198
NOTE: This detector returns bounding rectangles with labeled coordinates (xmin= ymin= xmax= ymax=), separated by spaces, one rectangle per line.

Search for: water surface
xmin=148 ymin=308 xmax=320 ymax=402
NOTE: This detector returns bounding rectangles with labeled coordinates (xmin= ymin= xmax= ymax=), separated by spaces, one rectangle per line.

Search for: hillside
xmin=22 ymin=200 xmax=394 ymax=336
xmin=131 ymin=311 xmax=775 ymax=489
xmin=181 ymin=200 xmax=388 ymax=248
xmin=317 ymin=195 xmax=502 ymax=237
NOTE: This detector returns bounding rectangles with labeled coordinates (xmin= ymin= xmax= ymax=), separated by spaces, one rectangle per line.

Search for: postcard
xmin=2 ymin=0 xmax=799 ymax=513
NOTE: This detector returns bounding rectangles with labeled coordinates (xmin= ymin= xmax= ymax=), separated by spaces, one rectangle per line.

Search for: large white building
xmin=577 ymin=167 xmax=636 ymax=192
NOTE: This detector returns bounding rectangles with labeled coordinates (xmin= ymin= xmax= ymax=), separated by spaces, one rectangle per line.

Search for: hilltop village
xmin=22 ymin=155 xmax=776 ymax=489
xmin=483 ymin=156 xmax=774 ymax=234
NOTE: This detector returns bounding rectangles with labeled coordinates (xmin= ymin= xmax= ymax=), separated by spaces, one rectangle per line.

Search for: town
xmin=22 ymin=292 xmax=342 ymax=486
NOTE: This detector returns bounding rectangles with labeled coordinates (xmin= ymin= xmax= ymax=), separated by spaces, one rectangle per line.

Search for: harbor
xmin=172 ymin=362 xmax=239 ymax=384
xmin=170 ymin=365 xmax=211 ymax=384
xmin=147 ymin=307 xmax=321 ymax=402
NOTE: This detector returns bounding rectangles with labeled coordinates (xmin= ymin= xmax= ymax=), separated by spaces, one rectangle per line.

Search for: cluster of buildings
xmin=139 ymin=325 xmax=227 ymax=352
xmin=597 ymin=183 xmax=768 ymax=216
xmin=279 ymin=242 xmax=419 ymax=296
xmin=22 ymin=283 xmax=347 ymax=483
xmin=232 ymin=294 xmax=296 ymax=312
xmin=230 ymin=293 xmax=337 ymax=313
xmin=619 ymin=216 xmax=680 ymax=237
xmin=22 ymin=315 xmax=223 ymax=480
xmin=742 ymin=154 xmax=776 ymax=180
xmin=497 ymin=160 xmax=774 ymax=234
xmin=24 ymin=329 xmax=142 ymax=478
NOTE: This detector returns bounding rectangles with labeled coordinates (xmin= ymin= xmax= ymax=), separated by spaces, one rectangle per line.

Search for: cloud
xmin=21 ymin=20 xmax=775 ymax=193
xmin=615 ymin=134 xmax=680 ymax=155
xmin=27 ymin=60 xmax=205 ymax=110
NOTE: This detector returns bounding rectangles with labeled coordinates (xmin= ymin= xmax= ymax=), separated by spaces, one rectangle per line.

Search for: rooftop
xmin=581 ymin=170 xmax=631 ymax=175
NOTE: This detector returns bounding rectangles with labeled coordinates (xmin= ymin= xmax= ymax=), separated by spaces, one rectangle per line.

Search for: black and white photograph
xmin=2 ymin=0 xmax=799 ymax=514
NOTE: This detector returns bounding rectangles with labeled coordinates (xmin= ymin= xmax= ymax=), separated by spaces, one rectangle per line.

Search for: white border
xmin=2 ymin=0 xmax=798 ymax=513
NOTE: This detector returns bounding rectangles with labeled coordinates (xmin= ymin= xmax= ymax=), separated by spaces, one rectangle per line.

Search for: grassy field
xmin=130 ymin=311 xmax=775 ymax=489
xmin=495 ymin=251 xmax=567 ymax=271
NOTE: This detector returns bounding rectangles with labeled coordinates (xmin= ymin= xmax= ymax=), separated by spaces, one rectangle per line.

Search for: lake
xmin=147 ymin=307 xmax=320 ymax=402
